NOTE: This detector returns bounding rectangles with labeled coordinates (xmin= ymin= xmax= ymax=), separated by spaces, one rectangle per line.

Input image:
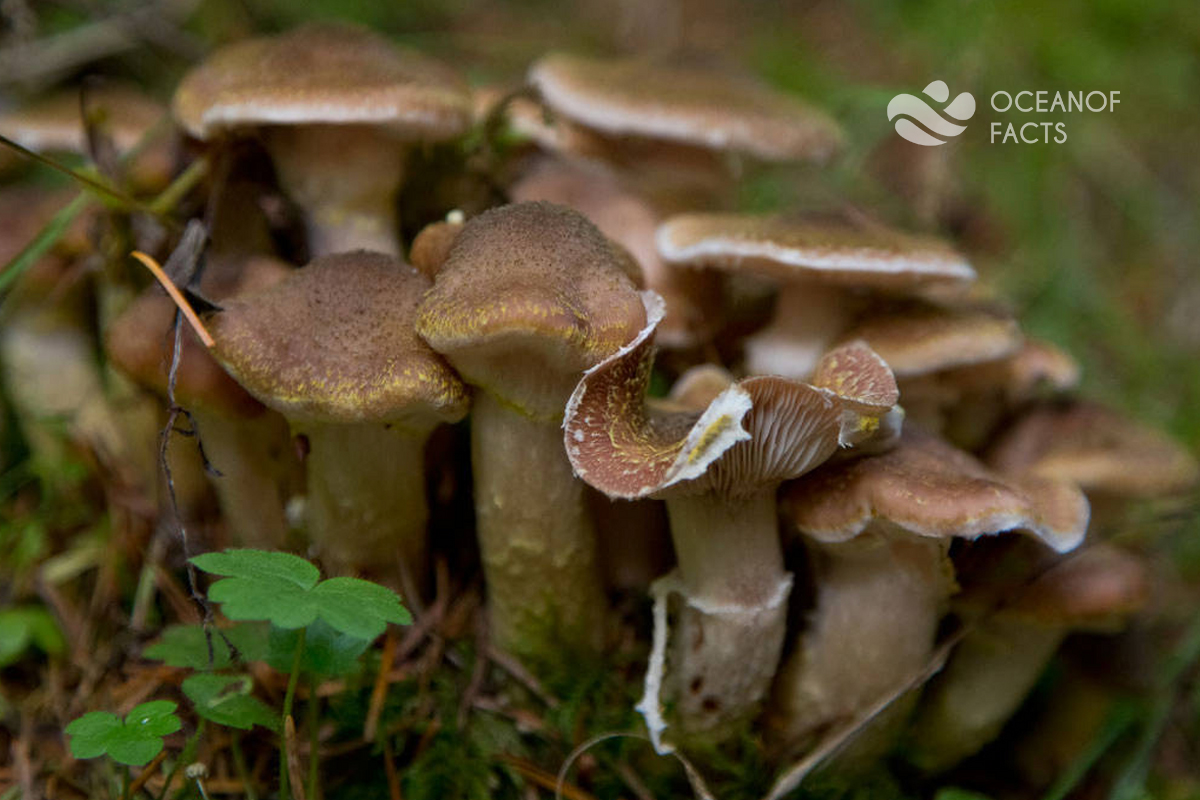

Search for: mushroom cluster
xmin=2 ymin=20 xmax=1197 ymax=792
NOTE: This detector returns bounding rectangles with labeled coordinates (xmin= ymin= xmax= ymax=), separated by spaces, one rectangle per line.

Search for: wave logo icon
xmin=888 ymin=81 xmax=976 ymax=146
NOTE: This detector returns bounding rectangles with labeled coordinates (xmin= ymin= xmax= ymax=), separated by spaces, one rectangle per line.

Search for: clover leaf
xmin=182 ymin=675 xmax=278 ymax=732
xmin=267 ymin=618 xmax=370 ymax=677
xmin=65 ymin=701 xmax=181 ymax=765
xmin=191 ymin=549 xmax=410 ymax=640
xmin=144 ymin=622 xmax=268 ymax=670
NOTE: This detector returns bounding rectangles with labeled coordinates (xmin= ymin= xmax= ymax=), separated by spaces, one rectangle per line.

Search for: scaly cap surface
xmin=658 ymin=211 xmax=975 ymax=289
xmin=529 ymin=53 xmax=842 ymax=163
xmin=416 ymin=201 xmax=647 ymax=418
xmin=210 ymin=250 xmax=468 ymax=426
xmin=783 ymin=428 xmax=1089 ymax=553
xmin=173 ymin=23 xmax=471 ymax=140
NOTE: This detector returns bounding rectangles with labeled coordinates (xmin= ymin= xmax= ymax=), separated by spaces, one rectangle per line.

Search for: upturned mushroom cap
xmin=782 ymin=428 xmax=1089 ymax=553
xmin=657 ymin=211 xmax=975 ymax=289
xmin=843 ymin=300 xmax=1023 ymax=379
xmin=173 ymin=23 xmax=471 ymax=141
xmin=564 ymin=296 xmax=899 ymax=500
xmin=529 ymin=53 xmax=842 ymax=163
xmin=415 ymin=201 xmax=647 ymax=418
xmin=105 ymin=256 xmax=291 ymax=418
xmin=209 ymin=251 xmax=468 ymax=427
xmin=0 ymin=84 xmax=165 ymax=154
xmin=987 ymin=401 xmax=1200 ymax=498
xmin=1003 ymin=544 xmax=1149 ymax=629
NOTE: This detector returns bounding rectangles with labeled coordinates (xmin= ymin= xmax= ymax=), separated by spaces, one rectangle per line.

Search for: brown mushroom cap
xmin=666 ymin=364 xmax=735 ymax=410
xmin=1004 ymin=544 xmax=1149 ymax=628
xmin=987 ymin=401 xmax=1200 ymax=498
xmin=0 ymin=84 xmax=165 ymax=154
xmin=657 ymin=211 xmax=975 ymax=289
xmin=565 ymin=298 xmax=899 ymax=500
xmin=510 ymin=156 xmax=717 ymax=347
xmin=937 ymin=338 xmax=1081 ymax=399
xmin=105 ymin=256 xmax=291 ymax=418
xmin=209 ymin=250 xmax=468 ymax=426
xmin=529 ymin=53 xmax=842 ymax=163
xmin=408 ymin=217 xmax=463 ymax=279
xmin=415 ymin=201 xmax=647 ymax=418
xmin=173 ymin=23 xmax=471 ymax=141
xmin=844 ymin=300 xmax=1023 ymax=378
xmin=783 ymin=428 xmax=1089 ymax=553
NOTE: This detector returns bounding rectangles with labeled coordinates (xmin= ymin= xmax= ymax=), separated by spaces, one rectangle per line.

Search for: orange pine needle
xmin=130 ymin=250 xmax=215 ymax=348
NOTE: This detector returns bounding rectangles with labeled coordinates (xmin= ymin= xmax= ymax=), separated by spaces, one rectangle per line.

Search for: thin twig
xmin=364 ymin=630 xmax=397 ymax=742
xmin=129 ymin=250 xmax=213 ymax=347
xmin=0 ymin=133 xmax=165 ymax=219
xmin=126 ymin=749 xmax=169 ymax=798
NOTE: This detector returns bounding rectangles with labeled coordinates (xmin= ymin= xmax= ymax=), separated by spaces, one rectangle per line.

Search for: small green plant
xmin=184 ymin=549 xmax=410 ymax=800
xmin=190 ymin=548 xmax=410 ymax=639
xmin=0 ymin=604 xmax=66 ymax=666
xmin=181 ymin=674 xmax=278 ymax=732
xmin=65 ymin=700 xmax=181 ymax=766
xmin=64 ymin=549 xmax=409 ymax=800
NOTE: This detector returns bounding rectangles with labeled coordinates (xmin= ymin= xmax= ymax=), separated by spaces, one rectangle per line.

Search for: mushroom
xmin=528 ymin=52 xmax=843 ymax=188
xmin=836 ymin=296 xmax=1024 ymax=435
xmin=511 ymin=156 xmax=722 ymax=349
xmin=657 ymin=210 xmax=976 ymax=378
xmin=903 ymin=337 xmax=1081 ymax=449
xmin=565 ymin=287 xmax=900 ymax=740
xmin=769 ymin=428 xmax=1089 ymax=756
xmin=207 ymin=251 xmax=468 ymax=589
xmin=0 ymin=188 xmax=136 ymax=484
xmin=520 ymin=54 xmax=841 ymax=348
xmin=907 ymin=543 xmax=1148 ymax=772
xmin=592 ymin=363 xmax=738 ymax=593
xmin=0 ymin=87 xmax=175 ymax=490
xmin=173 ymin=23 xmax=472 ymax=257
xmin=987 ymin=400 xmax=1200 ymax=506
xmin=408 ymin=212 xmax=464 ymax=279
xmin=844 ymin=299 xmax=1022 ymax=381
xmin=415 ymin=201 xmax=646 ymax=662
xmin=0 ymin=83 xmax=173 ymax=190
xmin=106 ymin=256 xmax=296 ymax=548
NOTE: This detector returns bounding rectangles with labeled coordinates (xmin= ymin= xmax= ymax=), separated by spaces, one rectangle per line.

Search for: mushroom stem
xmin=663 ymin=489 xmax=791 ymax=735
xmin=770 ymin=531 xmax=950 ymax=754
xmin=745 ymin=283 xmax=857 ymax=380
xmin=471 ymin=391 xmax=605 ymax=663
xmin=192 ymin=407 xmax=294 ymax=550
xmin=907 ymin=617 xmax=1064 ymax=772
xmin=299 ymin=421 xmax=432 ymax=593
xmin=264 ymin=124 xmax=407 ymax=257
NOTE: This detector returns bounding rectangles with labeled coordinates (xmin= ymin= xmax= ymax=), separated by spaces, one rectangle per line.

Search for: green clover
xmin=65 ymin=701 xmax=181 ymax=765
xmin=190 ymin=549 xmax=410 ymax=640
xmin=182 ymin=675 xmax=278 ymax=732
xmin=144 ymin=622 xmax=269 ymax=670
